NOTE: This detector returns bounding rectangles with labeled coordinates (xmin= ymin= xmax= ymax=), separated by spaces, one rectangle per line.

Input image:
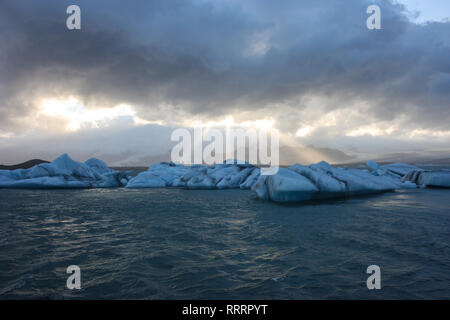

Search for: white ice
xmin=402 ymin=170 xmax=450 ymax=188
xmin=125 ymin=161 xmax=260 ymax=190
xmin=252 ymin=168 xmax=318 ymax=202
xmin=366 ymin=160 xmax=421 ymax=189
xmin=0 ymin=154 xmax=131 ymax=189
xmin=368 ymin=161 xmax=450 ymax=188
xmin=251 ymin=161 xmax=401 ymax=203
xmin=2 ymin=154 xmax=448 ymax=197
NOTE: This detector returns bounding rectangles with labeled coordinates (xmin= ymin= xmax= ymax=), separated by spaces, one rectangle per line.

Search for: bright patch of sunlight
xmin=189 ymin=116 xmax=275 ymax=130
xmin=40 ymin=98 xmax=152 ymax=131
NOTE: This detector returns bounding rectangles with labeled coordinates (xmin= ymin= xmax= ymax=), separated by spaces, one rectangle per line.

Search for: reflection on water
xmin=0 ymin=187 xmax=449 ymax=299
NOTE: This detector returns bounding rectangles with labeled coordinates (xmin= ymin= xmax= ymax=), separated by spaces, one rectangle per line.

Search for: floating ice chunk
xmin=380 ymin=163 xmax=421 ymax=177
xmin=252 ymin=161 xmax=398 ymax=203
xmin=209 ymin=166 xmax=240 ymax=183
xmin=0 ymin=154 xmax=125 ymax=189
xmin=289 ymin=163 xmax=345 ymax=193
xmin=401 ymin=170 xmax=423 ymax=184
xmin=85 ymin=158 xmax=113 ymax=175
xmin=403 ymin=170 xmax=450 ymax=188
xmin=186 ymin=174 xmax=216 ymax=189
xmin=251 ymin=175 xmax=269 ymax=200
xmin=180 ymin=165 xmax=208 ymax=189
xmin=0 ymin=175 xmax=90 ymax=189
xmin=366 ymin=160 xmax=422 ymax=189
xmin=216 ymin=167 xmax=254 ymax=189
xmin=267 ymin=168 xmax=318 ymax=202
xmin=252 ymin=168 xmax=318 ymax=202
xmin=331 ymin=168 xmax=398 ymax=194
xmin=125 ymin=172 xmax=167 ymax=188
xmin=171 ymin=177 xmax=185 ymax=188
xmin=367 ymin=160 xmax=420 ymax=178
xmin=366 ymin=160 xmax=380 ymax=171
xmin=181 ymin=167 xmax=209 ymax=189
xmin=419 ymin=172 xmax=450 ymax=188
xmin=400 ymin=181 xmax=419 ymax=189
xmin=0 ymin=169 xmax=24 ymax=181
xmin=240 ymin=167 xmax=260 ymax=189
xmin=173 ymin=166 xmax=216 ymax=189
xmin=126 ymin=160 xmax=261 ymax=190
xmin=126 ymin=162 xmax=188 ymax=188
xmin=48 ymin=154 xmax=96 ymax=179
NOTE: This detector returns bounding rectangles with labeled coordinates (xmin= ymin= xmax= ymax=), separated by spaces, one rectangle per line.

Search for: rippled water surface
xmin=1 ymin=187 xmax=449 ymax=299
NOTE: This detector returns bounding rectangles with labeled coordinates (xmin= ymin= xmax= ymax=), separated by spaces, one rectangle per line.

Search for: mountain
xmin=372 ymin=151 xmax=450 ymax=165
xmin=278 ymin=145 xmax=353 ymax=165
xmin=0 ymin=159 xmax=50 ymax=170
xmin=109 ymin=144 xmax=353 ymax=167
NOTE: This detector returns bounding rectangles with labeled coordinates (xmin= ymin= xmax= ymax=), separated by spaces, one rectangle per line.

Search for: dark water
xmin=0 ymin=187 xmax=449 ymax=299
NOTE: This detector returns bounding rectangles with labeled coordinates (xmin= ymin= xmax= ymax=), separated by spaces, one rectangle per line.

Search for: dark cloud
xmin=0 ymin=0 xmax=449 ymax=133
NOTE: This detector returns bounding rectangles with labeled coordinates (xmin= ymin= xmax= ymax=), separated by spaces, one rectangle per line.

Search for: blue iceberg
xmin=126 ymin=161 xmax=260 ymax=190
xmin=0 ymin=154 xmax=131 ymax=189
xmin=251 ymin=161 xmax=402 ymax=203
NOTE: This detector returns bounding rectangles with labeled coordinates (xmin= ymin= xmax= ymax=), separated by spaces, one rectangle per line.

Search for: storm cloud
xmin=0 ymin=0 xmax=449 ymax=163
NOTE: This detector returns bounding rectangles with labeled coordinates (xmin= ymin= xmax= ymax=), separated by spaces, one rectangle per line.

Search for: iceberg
xmin=2 ymin=153 xmax=448 ymax=199
xmin=125 ymin=162 xmax=188 ymax=188
xmin=252 ymin=168 xmax=318 ymax=202
xmin=251 ymin=161 xmax=399 ymax=203
xmin=239 ymin=167 xmax=260 ymax=189
xmin=0 ymin=154 xmax=131 ymax=189
xmin=366 ymin=160 xmax=419 ymax=176
xmin=368 ymin=161 xmax=450 ymax=189
xmin=402 ymin=170 xmax=450 ymax=188
xmin=365 ymin=160 xmax=420 ymax=189
xmin=125 ymin=161 xmax=259 ymax=190
xmin=380 ymin=163 xmax=421 ymax=177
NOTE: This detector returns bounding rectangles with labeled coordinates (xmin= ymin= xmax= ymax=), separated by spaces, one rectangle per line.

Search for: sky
xmin=396 ymin=0 xmax=450 ymax=23
xmin=0 ymin=0 xmax=449 ymax=165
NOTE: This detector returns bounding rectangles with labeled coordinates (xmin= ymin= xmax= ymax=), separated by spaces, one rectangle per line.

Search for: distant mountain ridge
xmin=371 ymin=151 xmax=450 ymax=165
xmin=0 ymin=145 xmax=356 ymax=169
xmin=0 ymin=159 xmax=49 ymax=170
xmin=108 ymin=144 xmax=354 ymax=167
xmin=278 ymin=145 xmax=353 ymax=165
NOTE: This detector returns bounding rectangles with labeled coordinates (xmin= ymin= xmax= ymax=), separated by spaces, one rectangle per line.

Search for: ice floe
xmin=365 ymin=160 xmax=420 ymax=189
xmin=251 ymin=161 xmax=401 ymax=203
xmin=402 ymin=170 xmax=450 ymax=188
xmin=0 ymin=154 xmax=131 ymax=189
xmin=367 ymin=161 xmax=421 ymax=178
xmin=126 ymin=161 xmax=259 ymax=189
xmin=1 ymin=154 xmax=449 ymax=200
